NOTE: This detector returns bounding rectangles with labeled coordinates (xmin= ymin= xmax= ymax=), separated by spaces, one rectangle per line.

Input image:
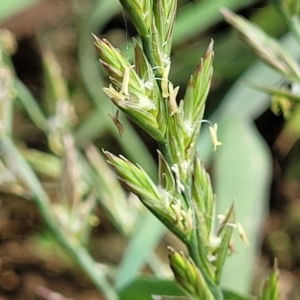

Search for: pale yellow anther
xmin=103 ymin=85 xmax=128 ymax=101
xmin=168 ymin=83 xmax=180 ymax=116
xmin=120 ymin=66 xmax=131 ymax=96
xmin=209 ymin=123 xmax=222 ymax=151
xmin=171 ymin=200 xmax=183 ymax=224
xmin=162 ymin=62 xmax=170 ymax=98
xmin=237 ymin=222 xmax=250 ymax=246
xmin=181 ymin=208 xmax=193 ymax=232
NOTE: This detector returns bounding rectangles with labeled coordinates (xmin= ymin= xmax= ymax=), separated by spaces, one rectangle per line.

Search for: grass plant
xmin=92 ymin=0 xmax=280 ymax=299
xmin=0 ymin=0 xmax=296 ymax=299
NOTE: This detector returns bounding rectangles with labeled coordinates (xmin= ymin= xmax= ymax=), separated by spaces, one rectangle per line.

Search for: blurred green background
xmin=1 ymin=0 xmax=300 ymax=299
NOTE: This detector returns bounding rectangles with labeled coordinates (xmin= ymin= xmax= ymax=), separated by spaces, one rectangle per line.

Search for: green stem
xmin=141 ymin=35 xmax=163 ymax=77
xmin=181 ymin=177 xmax=222 ymax=299
xmin=187 ymin=240 xmax=223 ymax=300
xmin=0 ymin=136 xmax=119 ymax=300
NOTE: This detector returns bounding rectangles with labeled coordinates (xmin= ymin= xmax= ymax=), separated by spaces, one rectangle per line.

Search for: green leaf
xmin=115 ymin=213 xmax=166 ymax=290
xmin=222 ymin=289 xmax=255 ymax=300
xmin=152 ymin=296 xmax=189 ymax=300
xmin=271 ymin=0 xmax=300 ymax=48
xmin=0 ymin=0 xmax=40 ymax=22
xmin=15 ymin=79 xmax=47 ymax=131
xmin=213 ymin=116 xmax=272 ymax=293
xmin=243 ymin=81 xmax=300 ymax=102
xmin=0 ymin=135 xmax=50 ymax=203
xmin=41 ymin=45 xmax=69 ymax=115
xmin=173 ymin=0 xmax=259 ymax=45
xmin=222 ymin=8 xmax=300 ymax=82
xmin=118 ymin=276 xmax=186 ymax=300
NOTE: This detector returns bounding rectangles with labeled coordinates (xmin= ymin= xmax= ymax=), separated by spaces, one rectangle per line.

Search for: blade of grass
xmin=118 ymin=276 xmax=186 ymax=300
xmin=214 ymin=117 xmax=271 ymax=293
xmin=14 ymin=78 xmax=47 ymax=130
xmin=115 ymin=212 xmax=166 ymax=290
xmin=171 ymin=4 xmax=287 ymax=83
xmin=222 ymin=289 xmax=254 ymax=300
xmin=0 ymin=0 xmax=40 ymax=22
xmin=173 ymin=0 xmax=259 ymax=46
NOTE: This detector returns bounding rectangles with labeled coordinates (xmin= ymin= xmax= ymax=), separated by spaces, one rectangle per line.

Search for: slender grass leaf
xmin=214 ymin=116 xmax=272 ymax=293
xmin=173 ymin=0 xmax=259 ymax=45
xmin=242 ymin=81 xmax=300 ymax=102
xmin=15 ymin=79 xmax=47 ymax=130
xmin=222 ymin=289 xmax=255 ymax=300
xmin=0 ymin=0 xmax=40 ymax=22
xmin=118 ymin=276 xmax=186 ymax=300
xmin=115 ymin=213 xmax=165 ymax=290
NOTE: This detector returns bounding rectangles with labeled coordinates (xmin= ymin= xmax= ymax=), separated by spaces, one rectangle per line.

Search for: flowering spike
xmin=183 ymin=41 xmax=214 ymax=127
xmin=118 ymin=0 xmax=152 ymax=37
xmin=192 ymin=155 xmax=214 ymax=239
xmin=168 ymin=247 xmax=215 ymax=300
xmin=261 ymin=259 xmax=280 ymax=300
xmin=94 ymin=2 xmax=251 ymax=298
xmin=94 ymin=35 xmax=167 ymax=141
xmin=104 ymin=151 xmax=191 ymax=241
